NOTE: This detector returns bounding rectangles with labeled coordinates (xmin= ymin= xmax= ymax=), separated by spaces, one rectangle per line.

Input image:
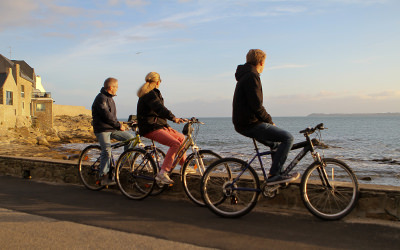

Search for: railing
xmin=32 ymin=92 xmax=51 ymax=98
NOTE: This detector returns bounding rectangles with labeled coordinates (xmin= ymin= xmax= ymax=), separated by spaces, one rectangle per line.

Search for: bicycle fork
xmin=190 ymin=145 xmax=206 ymax=175
xmin=312 ymin=152 xmax=333 ymax=189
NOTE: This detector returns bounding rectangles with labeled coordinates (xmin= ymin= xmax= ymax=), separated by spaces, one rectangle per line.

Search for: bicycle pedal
xmin=231 ymin=196 xmax=238 ymax=205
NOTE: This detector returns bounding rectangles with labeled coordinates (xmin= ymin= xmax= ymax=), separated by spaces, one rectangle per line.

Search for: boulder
xmin=37 ymin=136 xmax=50 ymax=146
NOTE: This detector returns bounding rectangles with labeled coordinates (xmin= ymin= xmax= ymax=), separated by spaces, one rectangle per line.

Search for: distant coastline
xmin=307 ymin=112 xmax=400 ymax=117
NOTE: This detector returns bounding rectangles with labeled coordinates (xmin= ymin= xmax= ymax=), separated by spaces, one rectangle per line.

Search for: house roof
xmin=0 ymin=54 xmax=35 ymax=84
xmin=12 ymin=60 xmax=35 ymax=82
xmin=0 ymin=73 xmax=7 ymax=88
xmin=0 ymin=54 xmax=14 ymax=68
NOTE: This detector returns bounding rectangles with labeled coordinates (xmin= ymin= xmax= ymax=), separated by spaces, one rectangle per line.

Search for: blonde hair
xmin=246 ymin=49 xmax=266 ymax=66
xmin=137 ymin=72 xmax=161 ymax=97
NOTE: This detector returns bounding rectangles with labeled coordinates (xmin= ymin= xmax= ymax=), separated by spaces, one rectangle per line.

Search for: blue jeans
xmin=239 ymin=123 xmax=294 ymax=176
xmin=95 ymin=130 xmax=135 ymax=176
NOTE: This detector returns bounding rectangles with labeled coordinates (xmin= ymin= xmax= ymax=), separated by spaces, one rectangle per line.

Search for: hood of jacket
xmin=235 ymin=63 xmax=258 ymax=82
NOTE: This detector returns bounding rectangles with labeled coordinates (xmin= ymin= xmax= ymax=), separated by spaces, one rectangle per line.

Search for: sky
xmin=1 ymin=0 xmax=399 ymax=118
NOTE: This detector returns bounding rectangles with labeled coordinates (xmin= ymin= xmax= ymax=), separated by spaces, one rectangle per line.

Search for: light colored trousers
xmin=95 ymin=130 xmax=134 ymax=176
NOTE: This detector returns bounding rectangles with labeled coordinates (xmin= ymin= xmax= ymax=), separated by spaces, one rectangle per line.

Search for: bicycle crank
xmin=261 ymin=182 xmax=280 ymax=199
xmin=222 ymin=181 xmax=237 ymax=197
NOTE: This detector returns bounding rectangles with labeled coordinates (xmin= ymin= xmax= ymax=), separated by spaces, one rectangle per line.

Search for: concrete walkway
xmin=0 ymin=207 xmax=213 ymax=249
xmin=1 ymin=176 xmax=400 ymax=249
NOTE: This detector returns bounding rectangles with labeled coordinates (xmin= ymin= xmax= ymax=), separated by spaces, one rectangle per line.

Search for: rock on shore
xmin=0 ymin=115 xmax=96 ymax=160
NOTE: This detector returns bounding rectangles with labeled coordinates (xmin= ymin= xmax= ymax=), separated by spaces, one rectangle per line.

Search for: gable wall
xmin=0 ymin=68 xmax=18 ymax=128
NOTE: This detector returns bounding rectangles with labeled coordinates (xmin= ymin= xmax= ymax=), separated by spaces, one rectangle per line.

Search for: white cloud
xmin=108 ymin=0 xmax=150 ymax=7
xmin=144 ymin=21 xmax=186 ymax=29
xmin=253 ymin=5 xmax=307 ymax=17
xmin=351 ymin=57 xmax=377 ymax=64
xmin=125 ymin=0 xmax=150 ymax=7
xmin=362 ymin=90 xmax=400 ymax=100
xmin=0 ymin=0 xmax=38 ymax=30
xmin=326 ymin=0 xmax=388 ymax=5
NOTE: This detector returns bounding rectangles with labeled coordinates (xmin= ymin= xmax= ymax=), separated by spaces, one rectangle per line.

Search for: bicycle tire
xmin=144 ymin=146 xmax=168 ymax=196
xmin=181 ymin=150 xmax=222 ymax=206
xmin=301 ymin=158 xmax=360 ymax=220
xmin=116 ymin=148 xmax=157 ymax=200
xmin=201 ymin=158 xmax=260 ymax=218
xmin=78 ymin=145 xmax=105 ymax=191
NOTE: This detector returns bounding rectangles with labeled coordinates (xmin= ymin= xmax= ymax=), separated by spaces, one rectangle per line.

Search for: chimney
xmin=13 ymin=63 xmax=20 ymax=83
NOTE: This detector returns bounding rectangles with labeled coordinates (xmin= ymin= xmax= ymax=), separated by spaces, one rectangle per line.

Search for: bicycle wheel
xmin=145 ymin=146 xmax=167 ymax=196
xmin=201 ymin=158 xmax=260 ymax=218
xmin=301 ymin=158 xmax=360 ymax=220
xmin=116 ymin=148 xmax=157 ymax=200
xmin=78 ymin=145 xmax=104 ymax=191
xmin=182 ymin=150 xmax=221 ymax=206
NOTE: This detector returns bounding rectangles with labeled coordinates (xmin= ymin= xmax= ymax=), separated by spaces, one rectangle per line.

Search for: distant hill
xmin=307 ymin=112 xmax=400 ymax=117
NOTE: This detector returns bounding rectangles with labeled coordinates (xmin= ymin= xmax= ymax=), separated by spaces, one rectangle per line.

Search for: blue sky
xmin=1 ymin=0 xmax=399 ymax=118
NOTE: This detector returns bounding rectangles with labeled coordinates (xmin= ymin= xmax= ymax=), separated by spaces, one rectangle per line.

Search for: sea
xmin=62 ymin=115 xmax=400 ymax=187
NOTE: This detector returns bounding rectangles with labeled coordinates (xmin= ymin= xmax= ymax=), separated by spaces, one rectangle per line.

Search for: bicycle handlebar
xmin=299 ymin=123 xmax=326 ymax=135
xmin=187 ymin=117 xmax=204 ymax=125
xmin=122 ymin=121 xmax=138 ymax=128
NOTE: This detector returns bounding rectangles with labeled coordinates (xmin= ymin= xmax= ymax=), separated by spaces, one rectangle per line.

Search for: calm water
xmin=65 ymin=116 xmax=400 ymax=186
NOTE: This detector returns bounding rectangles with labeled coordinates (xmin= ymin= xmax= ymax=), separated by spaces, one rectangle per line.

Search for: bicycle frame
xmin=111 ymin=134 xmax=142 ymax=150
xmin=230 ymin=136 xmax=320 ymax=192
xmin=172 ymin=127 xmax=198 ymax=169
xmin=148 ymin=122 xmax=205 ymax=175
xmin=104 ymin=128 xmax=143 ymax=173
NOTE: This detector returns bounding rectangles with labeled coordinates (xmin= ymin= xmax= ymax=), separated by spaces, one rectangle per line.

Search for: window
xmin=36 ymin=103 xmax=45 ymax=111
xmin=6 ymin=91 xmax=13 ymax=105
xmin=21 ymin=85 xmax=25 ymax=98
xmin=22 ymin=102 xmax=25 ymax=109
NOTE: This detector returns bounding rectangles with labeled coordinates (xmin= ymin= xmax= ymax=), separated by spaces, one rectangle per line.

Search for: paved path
xmin=0 ymin=207 xmax=212 ymax=249
xmin=0 ymin=176 xmax=399 ymax=250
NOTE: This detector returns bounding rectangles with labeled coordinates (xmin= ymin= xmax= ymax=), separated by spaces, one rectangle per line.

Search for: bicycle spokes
xmin=116 ymin=148 xmax=157 ymax=200
xmin=301 ymin=158 xmax=359 ymax=220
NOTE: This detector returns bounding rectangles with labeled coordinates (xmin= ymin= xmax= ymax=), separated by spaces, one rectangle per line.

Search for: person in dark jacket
xmin=92 ymin=77 xmax=134 ymax=185
xmin=232 ymin=49 xmax=299 ymax=185
xmin=137 ymin=72 xmax=190 ymax=185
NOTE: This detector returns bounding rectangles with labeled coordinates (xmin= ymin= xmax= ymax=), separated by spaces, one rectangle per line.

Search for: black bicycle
xmin=201 ymin=123 xmax=360 ymax=220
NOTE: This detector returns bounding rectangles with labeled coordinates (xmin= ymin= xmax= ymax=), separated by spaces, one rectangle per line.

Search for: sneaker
xmin=184 ymin=166 xmax=197 ymax=174
xmin=101 ymin=175 xmax=116 ymax=186
xmin=267 ymin=172 xmax=300 ymax=186
xmin=155 ymin=172 xmax=174 ymax=185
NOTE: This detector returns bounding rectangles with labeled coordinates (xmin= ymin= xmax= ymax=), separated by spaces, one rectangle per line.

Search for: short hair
xmin=246 ymin=49 xmax=266 ymax=66
xmin=104 ymin=77 xmax=118 ymax=89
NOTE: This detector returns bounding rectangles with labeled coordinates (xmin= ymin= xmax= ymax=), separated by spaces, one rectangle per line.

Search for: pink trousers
xmin=144 ymin=127 xmax=186 ymax=171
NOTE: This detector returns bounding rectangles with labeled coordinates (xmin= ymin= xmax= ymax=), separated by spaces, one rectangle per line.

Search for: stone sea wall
xmin=0 ymin=155 xmax=399 ymax=221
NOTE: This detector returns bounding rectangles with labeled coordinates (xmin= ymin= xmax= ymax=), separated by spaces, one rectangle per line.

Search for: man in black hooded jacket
xmin=232 ymin=49 xmax=299 ymax=185
xmin=92 ymin=77 xmax=134 ymax=185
